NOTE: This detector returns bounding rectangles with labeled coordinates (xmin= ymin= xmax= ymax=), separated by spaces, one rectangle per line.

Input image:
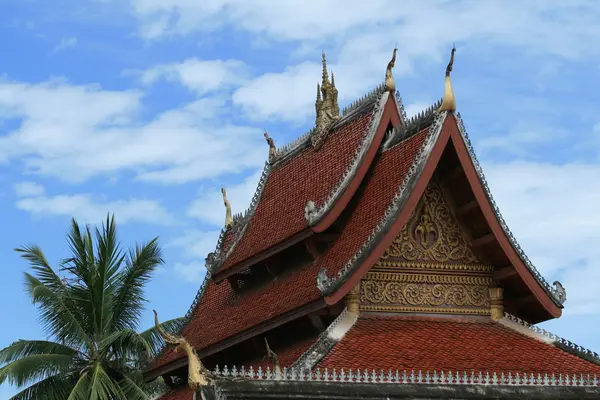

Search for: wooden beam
xmin=505 ymin=294 xmax=536 ymax=308
xmin=457 ymin=199 xmax=478 ymax=216
xmin=309 ymin=314 xmax=326 ymax=332
xmin=439 ymin=166 xmax=464 ymax=185
xmin=314 ymin=233 xmax=339 ymax=243
xmin=492 ymin=266 xmax=518 ymax=281
xmin=304 ymin=237 xmax=320 ymax=260
xmin=213 ymin=229 xmax=313 ymax=283
xmin=471 ymin=233 xmax=495 ymax=247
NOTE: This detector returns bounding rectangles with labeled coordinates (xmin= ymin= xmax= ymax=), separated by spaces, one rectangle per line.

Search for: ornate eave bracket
xmin=305 ymin=92 xmax=390 ymax=226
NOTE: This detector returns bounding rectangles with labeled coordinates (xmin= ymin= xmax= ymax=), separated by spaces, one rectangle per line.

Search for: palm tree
xmin=0 ymin=214 xmax=183 ymax=400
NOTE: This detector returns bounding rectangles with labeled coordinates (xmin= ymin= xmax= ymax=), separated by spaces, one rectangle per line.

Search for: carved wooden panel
xmin=361 ymin=181 xmax=494 ymax=316
xmin=382 ymin=181 xmax=479 ymax=264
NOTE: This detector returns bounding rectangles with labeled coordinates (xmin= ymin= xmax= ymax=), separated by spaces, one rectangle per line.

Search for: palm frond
xmin=67 ymin=370 xmax=91 ymax=400
xmin=0 ymin=353 xmax=76 ymax=387
xmin=24 ymin=273 xmax=93 ymax=350
xmin=97 ymin=329 xmax=153 ymax=365
xmin=89 ymin=363 xmax=126 ymax=400
xmin=14 ymin=246 xmax=64 ymax=293
xmin=109 ymin=238 xmax=163 ymax=333
xmin=8 ymin=373 xmax=74 ymax=400
xmin=119 ymin=374 xmax=150 ymax=400
xmin=0 ymin=340 xmax=80 ymax=365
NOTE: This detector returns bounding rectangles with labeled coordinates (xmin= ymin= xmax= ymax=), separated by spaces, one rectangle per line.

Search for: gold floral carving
xmin=360 ymin=304 xmax=491 ymax=315
xmin=382 ymin=181 xmax=479 ymax=264
xmin=361 ymin=281 xmax=490 ymax=309
xmin=367 ymin=272 xmax=493 ymax=286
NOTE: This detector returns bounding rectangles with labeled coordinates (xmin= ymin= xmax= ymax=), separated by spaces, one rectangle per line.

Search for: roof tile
xmin=317 ymin=315 xmax=600 ymax=374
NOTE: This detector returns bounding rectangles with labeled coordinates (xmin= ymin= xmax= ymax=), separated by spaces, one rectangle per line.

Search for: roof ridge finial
xmin=439 ymin=44 xmax=456 ymax=112
xmin=222 ymin=187 xmax=233 ymax=229
xmin=322 ymin=51 xmax=329 ymax=87
xmin=331 ymin=71 xmax=335 ymax=88
xmin=264 ymin=130 xmax=276 ymax=163
xmin=385 ymin=46 xmax=398 ymax=93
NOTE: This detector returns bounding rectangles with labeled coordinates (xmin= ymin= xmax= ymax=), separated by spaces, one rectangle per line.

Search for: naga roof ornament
xmin=439 ymin=45 xmax=457 ymax=112
xmin=385 ymin=47 xmax=398 ymax=93
xmin=312 ymin=51 xmax=340 ymax=149
xmin=221 ymin=187 xmax=233 ymax=229
xmin=263 ymin=130 xmax=277 ymax=163
xmin=153 ymin=310 xmax=210 ymax=395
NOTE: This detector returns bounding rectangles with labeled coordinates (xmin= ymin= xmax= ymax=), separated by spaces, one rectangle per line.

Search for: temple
xmin=146 ymin=49 xmax=600 ymax=399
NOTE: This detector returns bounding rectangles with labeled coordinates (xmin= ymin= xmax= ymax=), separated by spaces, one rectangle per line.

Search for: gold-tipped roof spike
xmin=385 ymin=47 xmax=398 ymax=92
xmin=439 ymin=45 xmax=456 ymax=112
xmin=263 ymin=339 xmax=283 ymax=379
xmin=263 ymin=130 xmax=276 ymax=163
xmin=222 ymin=187 xmax=233 ymax=229
xmin=312 ymin=51 xmax=340 ymax=149
xmin=153 ymin=310 xmax=209 ymax=391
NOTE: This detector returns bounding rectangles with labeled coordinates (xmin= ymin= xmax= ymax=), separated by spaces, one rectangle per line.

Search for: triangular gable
xmin=361 ymin=180 xmax=495 ymax=316
xmin=321 ymin=112 xmax=564 ymax=323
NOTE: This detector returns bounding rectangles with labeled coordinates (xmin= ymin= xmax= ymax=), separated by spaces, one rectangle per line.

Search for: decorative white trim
xmin=317 ymin=111 xmax=448 ymax=294
xmin=305 ymin=92 xmax=390 ymax=226
xmin=211 ymin=365 xmax=600 ymax=386
xmin=502 ymin=313 xmax=600 ymax=360
xmin=455 ymin=113 xmax=567 ymax=306
xmin=292 ymin=308 xmax=359 ymax=371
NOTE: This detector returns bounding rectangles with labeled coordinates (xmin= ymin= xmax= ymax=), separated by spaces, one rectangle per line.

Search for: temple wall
xmin=359 ymin=181 xmax=496 ymax=316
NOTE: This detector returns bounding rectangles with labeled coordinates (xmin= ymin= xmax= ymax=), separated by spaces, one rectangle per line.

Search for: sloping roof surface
xmin=316 ymin=315 xmax=600 ymax=374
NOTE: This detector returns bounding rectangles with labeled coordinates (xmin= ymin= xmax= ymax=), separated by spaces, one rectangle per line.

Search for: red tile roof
xmin=317 ymin=315 xmax=600 ymax=374
xmin=221 ymin=110 xmax=373 ymax=271
xmin=150 ymin=125 xmax=430 ymax=372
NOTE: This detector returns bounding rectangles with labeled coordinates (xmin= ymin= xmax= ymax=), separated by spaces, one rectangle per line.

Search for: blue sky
xmin=2 ymin=0 xmax=600 ymax=397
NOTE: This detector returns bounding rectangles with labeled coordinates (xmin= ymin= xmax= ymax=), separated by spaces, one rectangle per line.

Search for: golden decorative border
xmin=364 ymin=272 xmax=494 ymax=286
xmin=375 ymin=260 xmax=494 ymax=273
xmin=360 ymin=304 xmax=491 ymax=315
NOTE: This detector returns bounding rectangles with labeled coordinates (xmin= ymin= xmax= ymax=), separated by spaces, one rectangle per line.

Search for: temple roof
xmin=149 ymin=53 xmax=571 ymax=378
xmin=315 ymin=315 xmax=600 ymax=374
xmin=149 ymin=92 xmax=426 ymax=373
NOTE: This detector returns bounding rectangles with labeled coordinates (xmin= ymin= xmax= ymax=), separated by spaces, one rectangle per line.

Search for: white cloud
xmin=173 ymin=261 xmax=207 ymax=283
xmin=13 ymin=181 xmax=45 ymax=197
xmin=16 ymin=192 xmax=176 ymax=226
xmin=187 ymin=169 xmax=263 ymax=227
xmin=129 ymin=0 xmax=600 ymax=61
xmin=139 ymin=58 xmax=249 ymax=94
xmin=483 ymin=160 xmax=600 ymax=315
xmin=52 ymin=37 xmax=77 ymax=53
xmin=0 ymin=79 xmax=266 ymax=184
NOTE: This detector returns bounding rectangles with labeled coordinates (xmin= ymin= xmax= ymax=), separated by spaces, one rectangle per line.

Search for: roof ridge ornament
xmin=312 ymin=51 xmax=340 ymax=149
xmin=385 ymin=47 xmax=398 ymax=93
xmin=263 ymin=130 xmax=276 ymax=163
xmin=222 ymin=187 xmax=233 ymax=229
xmin=153 ymin=310 xmax=211 ymax=394
xmin=439 ymin=44 xmax=456 ymax=112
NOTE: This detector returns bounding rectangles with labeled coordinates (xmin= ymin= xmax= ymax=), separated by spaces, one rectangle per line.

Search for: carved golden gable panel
xmin=360 ymin=181 xmax=494 ymax=316
xmin=382 ymin=180 xmax=479 ymax=264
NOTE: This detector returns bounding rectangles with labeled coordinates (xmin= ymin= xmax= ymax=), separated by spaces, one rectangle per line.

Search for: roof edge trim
xmin=292 ymin=308 xmax=358 ymax=370
xmin=316 ymin=111 xmax=448 ymax=295
xmin=272 ymin=84 xmax=388 ymax=166
xmin=454 ymin=113 xmax=567 ymax=307
xmin=305 ymin=92 xmax=391 ymax=227
xmin=502 ymin=313 xmax=600 ymax=366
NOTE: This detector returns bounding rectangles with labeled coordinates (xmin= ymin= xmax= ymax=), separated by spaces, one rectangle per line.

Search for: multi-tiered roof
xmin=147 ymin=48 xmax=600 ymax=400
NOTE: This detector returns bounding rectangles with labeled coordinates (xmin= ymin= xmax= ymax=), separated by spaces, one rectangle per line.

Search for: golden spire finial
xmin=264 ymin=130 xmax=276 ymax=163
xmin=221 ymin=187 xmax=233 ymax=229
xmin=385 ymin=47 xmax=398 ymax=92
xmin=321 ymin=51 xmax=329 ymax=87
xmin=153 ymin=310 xmax=209 ymax=391
xmin=331 ymin=71 xmax=335 ymax=88
xmin=439 ymin=45 xmax=456 ymax=112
